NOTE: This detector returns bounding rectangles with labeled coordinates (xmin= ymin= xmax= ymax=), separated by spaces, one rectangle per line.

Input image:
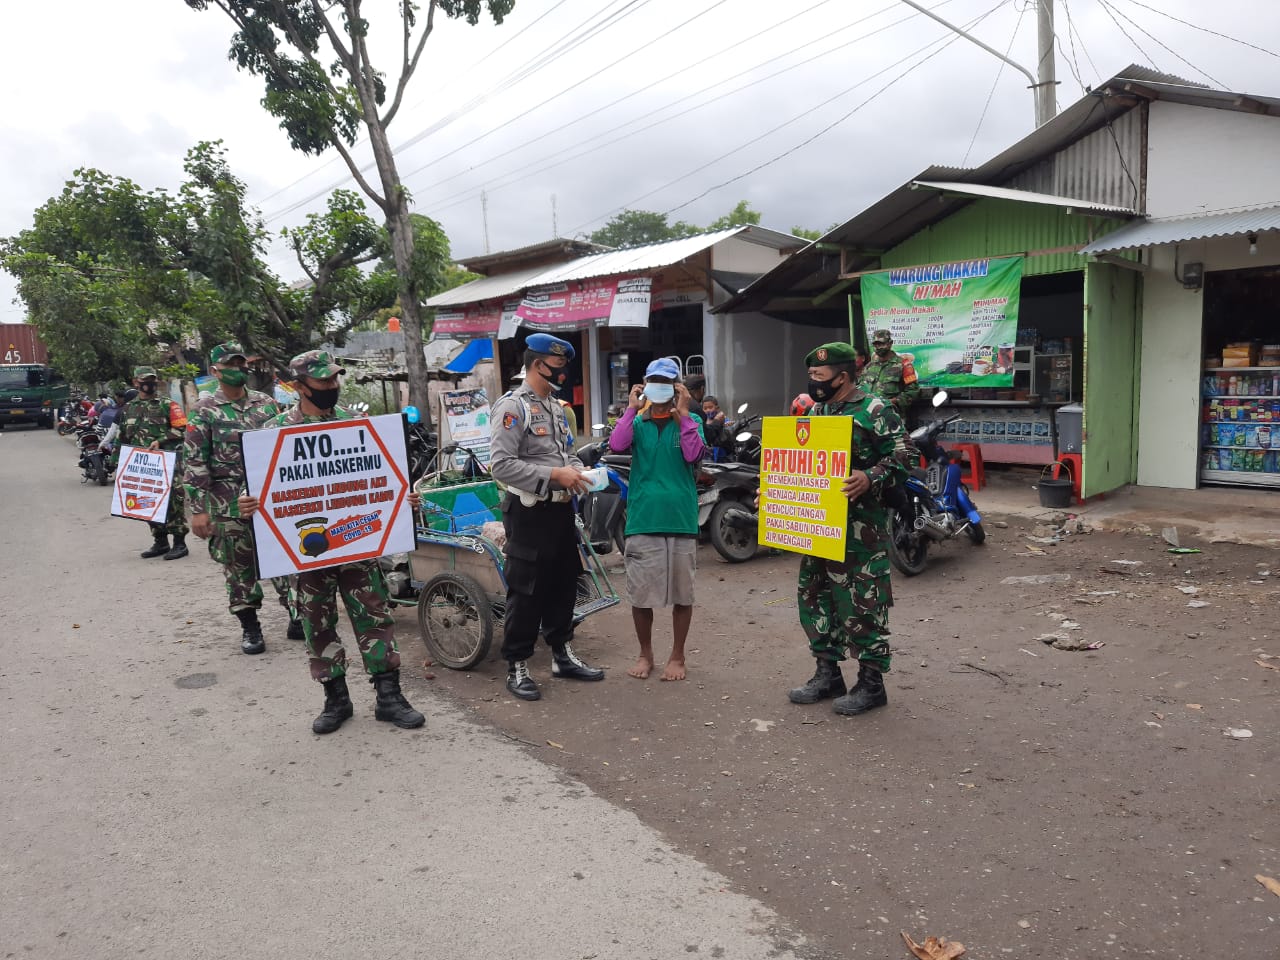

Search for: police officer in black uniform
xmin=489 ymin=334 xmax=605 ymax=700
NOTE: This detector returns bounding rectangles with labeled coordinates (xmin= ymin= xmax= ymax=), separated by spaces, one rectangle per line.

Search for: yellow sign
xmin=757 ymin=416 xmax=853 ymax=561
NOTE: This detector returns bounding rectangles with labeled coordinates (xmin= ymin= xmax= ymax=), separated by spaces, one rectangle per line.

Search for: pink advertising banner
xmin=515 ymin=276 xmax=652 ymax=330
xmin=432 ymin=300 xmax=516 ymax=339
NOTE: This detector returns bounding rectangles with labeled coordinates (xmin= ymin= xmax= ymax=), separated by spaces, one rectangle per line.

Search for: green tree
xmin=790 ymin=222 xmax=842 ymax=242
xmin=184 ymin=0 xmax=513 ymax=409
xmin=589 ymin=210 xmax=696 ymax=248
xmin=706 ymin=200 xmax=761 ymax=231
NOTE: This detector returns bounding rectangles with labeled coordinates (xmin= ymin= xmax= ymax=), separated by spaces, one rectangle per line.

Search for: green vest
xmin=624 ymin=414 xmax=700 ymax=537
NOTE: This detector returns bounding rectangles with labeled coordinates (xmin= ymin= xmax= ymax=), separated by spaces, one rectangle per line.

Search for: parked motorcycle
xmin=76 ymin=421 xmax=110 ymax=485
xmin=403 ymin=406 xmax=439 ymax=484
xmin=886 ymin=391 xmax=984 ymax=576
xmin=579 ymin=425 xmax=629 ymax=555
xmin=697 ymin=404 xmax=763 ymax=563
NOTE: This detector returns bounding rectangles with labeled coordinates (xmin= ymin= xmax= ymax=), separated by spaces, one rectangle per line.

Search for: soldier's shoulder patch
xmin=902 ymin=361 xmax=918 ymax=385
xmin=502 ymin=411 xmax=519 ymax=430
xmin=866 ymin=397 xmax=886 ymax=416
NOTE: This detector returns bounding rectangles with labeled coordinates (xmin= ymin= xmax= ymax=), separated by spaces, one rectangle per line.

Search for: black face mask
xmin=306 ymin=386 xmax=340 ymax=411
xmin=874 ymin=345 xmax=891 ymax=357
xmin=807 ymin=374 xmax=843 ymax=403
xmin=138 ymin=382 xmax=157 ymax=396
xmin=539 ymin=361 xmax=568 ymax=390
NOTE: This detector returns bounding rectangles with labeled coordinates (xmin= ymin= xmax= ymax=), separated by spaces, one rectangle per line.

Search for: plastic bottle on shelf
xmin=1273 ymin=372 xmax=1279 ymax=397
xmin=1228 ymin=374 xmax=1238 ymax=396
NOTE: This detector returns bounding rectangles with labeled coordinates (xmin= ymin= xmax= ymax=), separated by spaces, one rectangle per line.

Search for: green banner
xmin=861 ymin=256 xmax=1023 ymax=387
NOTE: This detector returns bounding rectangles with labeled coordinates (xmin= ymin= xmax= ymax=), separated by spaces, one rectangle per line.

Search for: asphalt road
xmin=0 ymin=426 xmax=807 ymax=960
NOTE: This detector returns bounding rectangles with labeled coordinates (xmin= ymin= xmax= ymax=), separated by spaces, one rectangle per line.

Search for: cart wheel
xmin=417 ymin=572 xmax=492 ymax=670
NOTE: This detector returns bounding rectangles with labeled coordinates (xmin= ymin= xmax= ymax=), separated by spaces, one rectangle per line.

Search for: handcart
xmin=410 ymin=449 xmax=620 ymax=670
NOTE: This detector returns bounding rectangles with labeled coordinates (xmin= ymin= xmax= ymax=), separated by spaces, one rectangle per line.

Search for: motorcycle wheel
xmin=709 ymin=499 xmax=757 ymax=563
xmin=57 ymin=423 xmax=72 ymax=437
xmin=966 ymin=522 xmax=986 ymax=545
xmin=417 ymin=571 xmax=492 ymax=670
xmin=887 ymin=508 xmax=929 ymax=576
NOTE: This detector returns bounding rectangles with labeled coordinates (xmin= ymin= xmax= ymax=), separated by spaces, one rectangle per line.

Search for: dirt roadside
xmin=398 ymin=514 xmax=1280 ymax=960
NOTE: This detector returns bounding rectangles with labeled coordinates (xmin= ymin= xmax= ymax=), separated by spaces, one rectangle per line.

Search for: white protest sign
xmin=607 ymin=276 xmax=652 ymax=327
xmin=440 ymin=387 xmax=492 ymax=465
xmin=110 ymin=445 xmax=176 ymax=523
xmin=242 ymin=413 xmax=415 ymax=579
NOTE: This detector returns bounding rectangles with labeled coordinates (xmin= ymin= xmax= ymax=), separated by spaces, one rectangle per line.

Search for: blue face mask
xmin=643 ymin=382 xmax=675 ymax=404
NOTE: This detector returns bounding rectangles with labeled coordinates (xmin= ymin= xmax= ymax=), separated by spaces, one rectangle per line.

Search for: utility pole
xmin=897 ymin=0 xmax=1057 ymax=127
xmin=481 ymin=189 xmax=491 ymax=254
xmin=551 ymin=193 xmax=559 ymax=238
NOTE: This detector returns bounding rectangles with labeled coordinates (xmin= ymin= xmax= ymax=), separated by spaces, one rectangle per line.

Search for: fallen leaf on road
xmin=1187 ymin=703 xmax=1203 ymax=710
xmin=72 ymin=624 xmax=80 ymax=629
xmin=1257 ymin=874 xmax=1280 ymax=898
xmin=1256 ymin=659 xmax=1280 ymax=673
xmin=901 ymin=931 xmax=966 ymax=959
xmin=546 ymin=740 xmax=565 ymax=750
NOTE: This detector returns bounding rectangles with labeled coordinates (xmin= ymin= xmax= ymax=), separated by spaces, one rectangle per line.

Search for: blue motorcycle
xmin=578 ymin=429 xmax=630 ymax=556
xmin=887 ymin=392 xmax=985 ymax=576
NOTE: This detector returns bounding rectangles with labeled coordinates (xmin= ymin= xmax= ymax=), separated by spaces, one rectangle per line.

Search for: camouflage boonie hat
xmin=209 ymin=341 xmax=247 ymax=364
xmin=288 ymin=350 xmax=346 ymax=380
xmin=871 ymin=329 xmax=893 ymax=344
xmin=133 ymin=365 xmax=158 ymax=379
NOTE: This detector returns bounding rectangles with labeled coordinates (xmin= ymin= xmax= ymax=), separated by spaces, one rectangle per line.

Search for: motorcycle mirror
xmin=736 ymin=402 xmax=749 ymax=414
xmin=932 ymin=390 xmax=949 ymax=407
xmin=735 ymin=431 xmax=753 ymax=443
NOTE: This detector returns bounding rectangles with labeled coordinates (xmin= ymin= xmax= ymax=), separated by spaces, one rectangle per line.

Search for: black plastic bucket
xmin=1038 ymin=463 xmax=1073 ymax=508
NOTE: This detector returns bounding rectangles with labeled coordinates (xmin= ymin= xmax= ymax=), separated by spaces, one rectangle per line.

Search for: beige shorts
xmin=624 ymin=534 xmax=697 ymax=609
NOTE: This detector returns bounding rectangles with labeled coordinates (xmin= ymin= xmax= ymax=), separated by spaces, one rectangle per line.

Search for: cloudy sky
xmin=3 ymin=0 xmax=1279 ymax=325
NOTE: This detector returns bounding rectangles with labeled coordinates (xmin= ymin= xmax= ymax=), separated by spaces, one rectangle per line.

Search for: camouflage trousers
xmin=797 ymin=550 xmax=893 ymax=671
xmin=207 ymin=518 xmax=295 ymax=617
xmin=295 ymin=560 xmax=400 ymax=682
xmin=148 ymin=476 xmax=189 ymax=539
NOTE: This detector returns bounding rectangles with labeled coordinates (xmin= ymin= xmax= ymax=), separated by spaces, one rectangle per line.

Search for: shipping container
xmin=0 ymin=324 xmax=49 ymax=366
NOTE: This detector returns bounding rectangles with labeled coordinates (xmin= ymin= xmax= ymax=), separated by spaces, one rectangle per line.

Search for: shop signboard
xmin=515 ymin=276 xmax=652 ymax=330
xmin=439 ymin=387 xmax=492 ymax=465
xmin=861 ymin=256 xmax=1023 ymax=387
xmin=756 ymin=415 xmax=853 ymax=562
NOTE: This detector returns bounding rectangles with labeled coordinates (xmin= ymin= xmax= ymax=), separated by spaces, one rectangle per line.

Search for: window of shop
xmin=1199 ymin=264 xmax=1280 ymax=488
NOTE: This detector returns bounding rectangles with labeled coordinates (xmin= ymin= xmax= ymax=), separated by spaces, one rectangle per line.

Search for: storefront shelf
xmin=1204 ymin=366 xmax=1280 ymax=372
xmin=1202 ymin=395 xmax=1278 ymax=400
xmin=1204 ymin=419 xmax=1280 ymax=424
xmin=1201 ymin=469 xmax=1280 ymax=487
xmin=1203 ymin=444 xmax=1275 ymax=451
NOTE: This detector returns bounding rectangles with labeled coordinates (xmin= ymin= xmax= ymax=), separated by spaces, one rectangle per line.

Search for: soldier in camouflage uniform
xmin=858 ymin=329 xmax=920 ymax=424
xmin=787 ymin=341 xmax=912 ymax=716
xmin=114 ymin=365 xmax=190 ymax=560
xmin=239 ymin=350 xmax=425 ymax=735
xmin=183 ymin=342 xmax=294 ymax=655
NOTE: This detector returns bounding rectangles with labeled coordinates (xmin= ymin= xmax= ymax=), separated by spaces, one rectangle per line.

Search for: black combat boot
xmin=163 ymin=534 xmax=188 ymax=560
xmin=787 ymin=658 xmax=847 ymax=704
xmin=550 ymin=643 xmax=605 ymax=681
xmin=236 ymin=608 xmax=265 ymax=655
xmin=832 ymin=663 xmax=888 ymax=716
xmin=312 ymin=676 xmax=354 ymax=734
xmin=506 ymin=660 xmax=541 ymax=701
xmin=140 ymin=532 xmax=170 ymax=558
xmin=286 ymin=619 xmax=306 ymax=641
xmin=370 ymin=669 xmax=426 ymax=728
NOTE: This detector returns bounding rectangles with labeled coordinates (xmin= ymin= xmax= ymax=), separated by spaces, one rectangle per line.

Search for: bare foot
xmin=660 ymin=658 xmax=686 ymax=681
xmin=628 ymin=656 xmax=653 ymax=679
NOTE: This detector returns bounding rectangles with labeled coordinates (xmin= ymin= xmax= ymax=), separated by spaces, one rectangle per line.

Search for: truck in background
xmin=0 ymin=325 xmax=70 ymax=429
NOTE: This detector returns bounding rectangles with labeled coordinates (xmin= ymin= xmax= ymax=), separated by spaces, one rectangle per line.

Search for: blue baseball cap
xmin=644 ymin=357 xmax=680 ymax=381
xmin=526 ymin=333 xmax=575 ymax=360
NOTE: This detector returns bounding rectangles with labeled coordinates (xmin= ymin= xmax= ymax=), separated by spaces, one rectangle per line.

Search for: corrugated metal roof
xmin=458 ymin=237 xmax=609 ymax=274
xmin=427 ymin=226 xmax=799 ymax=308
xmin=1081 ymin=205 xmax=1280 ymax=254
xmin=912 ymin=181 xmax=1135 ymax=214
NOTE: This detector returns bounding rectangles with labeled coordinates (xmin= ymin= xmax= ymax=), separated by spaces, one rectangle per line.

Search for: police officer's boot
xmin=236 ymin=608 xmax=265 ymax=655
xmin=163 ymin=534 xmax=188 ymax=561
xmin=140 ymin=532 xmax=170 ymax=558
xmin=832 ymin=663 xmax=888 ymax=716
xmin=370 ymin=669 xmax=426 ymax=729
xmin=312 ymin=676 xmax=354 ymax=734
xmin=286 ymin=619 xmax=306 ymax=641
xmin=787 ymin=658 xmax=846 ymax=704
xmin=550 ymin=642 xmax=605 ymax=681
xmin=506 ymin=660 xmax=541 ymax=701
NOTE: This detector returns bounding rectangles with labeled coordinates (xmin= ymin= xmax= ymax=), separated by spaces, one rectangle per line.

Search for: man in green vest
xmin=608 ymin=358 xmax=707 ymax=681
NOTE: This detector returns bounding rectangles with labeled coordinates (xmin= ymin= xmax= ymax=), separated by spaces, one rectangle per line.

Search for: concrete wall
xmin=712 ymin=236 xmax=795 ymax=274
xmin=1146 ymin=102 xmax=1280 ymax=217
xmin=1135 ymin=231 xmax=1280 ymax=488
xmin=709 ymin=313 xmax=832 ymax=418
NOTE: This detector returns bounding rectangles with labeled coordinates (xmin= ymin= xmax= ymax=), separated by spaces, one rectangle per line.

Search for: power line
xmin=262 ymin=0 xmax=653 ymax=222
xmin=1096 ymin=0 xmax=1160 ymax=70
xmin=1115 ymin=0 xmax=1280 ymax=61
xmin=419 ymin=0 xmax=961 ymax=217
xmin=964 ymin=1 xmax=1030 ymax=166
xmin=571 ymin=0 xmax=1005 ymax=235
xmin=252 ymin=0 xmax=579 ymax=209
xmin=1061 ymin=0 xmax=1102 ymax=82
xmin=1104 ymin=0 xmax=1223 ymax=86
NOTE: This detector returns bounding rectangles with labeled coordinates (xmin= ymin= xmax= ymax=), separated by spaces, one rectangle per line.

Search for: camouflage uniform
xmin=115 ymin=382 xmax=188 ymax=539
xmin=858 ymin=330 xmax=920 ymax=422
xmin=269 ymin=361 xmax=400 ymax=684
xmin=183 ymin=383 xmax=284 ymax=614
xmin=797 ymin=388 xmax=912 ymax=671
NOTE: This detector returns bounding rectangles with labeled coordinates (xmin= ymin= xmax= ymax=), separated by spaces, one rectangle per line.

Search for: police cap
xmin=804 ymin=342 xmax=858 ymax=367
xmin=525 ymin=333 xmax=575 ymax=360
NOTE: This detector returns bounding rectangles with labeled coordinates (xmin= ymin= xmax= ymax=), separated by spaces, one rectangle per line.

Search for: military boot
xmin=286 ymin=619 xmax=306 ymax=641
xmin=506 ymin=660 xmax=541 ymax=701
xmin=370 ymin=669 xmax=425 ymax=729
xmin=312 ymin=676 xmax=354 ymax=735
xmin=236 ymin=608 xmax=265 ymax=655
xmin=550 ymin=643 xmax=605 ymax=681
xmin=163 ymin=534 xmax=188 ymax=561
xmin=140 ymin=532 xmax=170 ymax=558
xmin=787 ymin=658 xmax=846 ymax=704
xmin=832 ymin=663 xmax=888 ymax=716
